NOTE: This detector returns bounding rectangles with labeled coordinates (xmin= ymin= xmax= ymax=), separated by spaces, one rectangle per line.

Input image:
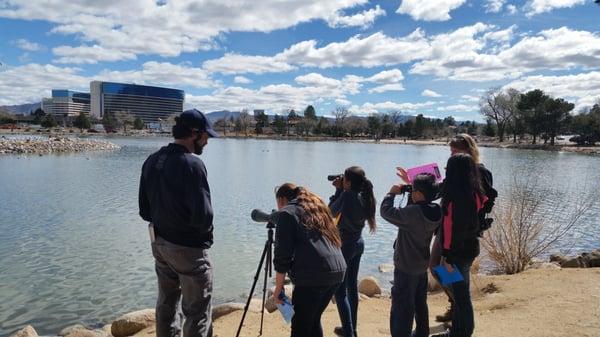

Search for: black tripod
xmin=236 ymin=221 xmax=275 ymax=337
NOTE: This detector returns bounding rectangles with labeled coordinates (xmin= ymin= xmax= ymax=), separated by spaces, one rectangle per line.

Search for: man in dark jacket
xmin=139 ymin=109 xmax=218 ymax=337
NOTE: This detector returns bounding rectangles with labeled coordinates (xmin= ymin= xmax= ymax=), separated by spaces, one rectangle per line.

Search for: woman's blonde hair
xmin=449 ymin=133 xmax=480 ymax=163
xmin=276 ymin=183 xmax=341 ymax=247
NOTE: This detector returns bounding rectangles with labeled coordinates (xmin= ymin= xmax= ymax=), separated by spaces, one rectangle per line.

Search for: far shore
xmin=2 ymin=128 xmax=599 ymax=155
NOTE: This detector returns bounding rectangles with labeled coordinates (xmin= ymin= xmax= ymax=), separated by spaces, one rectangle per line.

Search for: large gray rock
xmin=212 ymin=303 xmax=245 ymax=320
xmin=358 ymin=276 xmax=381 ymax=297
xmin=64 ymin=328 xmax=107 ymax=337
xmin=212 ymin=299 xmax=263 ymax=320
xmin=111 ymin=309 xmax=155 ymax=337
xmin=549 ymin=254 xmax=567 ymax=264
xmin=561 ymin=256 xmax=588 ymax=268
xmin=59 ymin=325 xmax=87 ymax=336
xmin=10 ymin=326 xmax=38 ymax=337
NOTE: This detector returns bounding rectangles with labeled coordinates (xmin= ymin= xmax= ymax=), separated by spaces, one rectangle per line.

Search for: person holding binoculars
xmin=271 ymin=183 xmax=347 ymax=337
xmin=328 ymin=166 xmax=377 ymax=337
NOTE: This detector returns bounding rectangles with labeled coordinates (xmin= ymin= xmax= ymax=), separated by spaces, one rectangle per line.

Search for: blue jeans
xmin=450 ymin=258 xmax=474 ymax=337
xmin=390 ymin=268 xmax=429 ymax=337
xmin=334 ymin=237 xmax=364 ymax=337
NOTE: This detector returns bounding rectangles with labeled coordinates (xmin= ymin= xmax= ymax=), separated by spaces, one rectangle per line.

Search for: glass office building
xmin=45 ymin=90 xmax=91 ymax=117
xmin=90 ymin=81 xmax=184 ymax=123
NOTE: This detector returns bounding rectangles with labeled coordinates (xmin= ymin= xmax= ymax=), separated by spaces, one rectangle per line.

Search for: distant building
xmin=43 ymin=90 xmax=91 ymax=117
xmin=90 ymin=81 xmax=184 ymax=123
xmin=253 ymin=109 xmax=265 ymax=116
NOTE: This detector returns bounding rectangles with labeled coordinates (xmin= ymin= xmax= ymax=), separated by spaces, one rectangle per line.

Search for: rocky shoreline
xmin=0 ymin=137 xmax=120 ymax=155
xmin=9 ymin=249 xmax=599 ymax=337
xmin=2 ymin=130 xmax=599 ymax=155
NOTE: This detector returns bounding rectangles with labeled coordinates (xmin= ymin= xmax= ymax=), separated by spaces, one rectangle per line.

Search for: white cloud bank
xmin=396 ymin=0 xmax=467 ymax=21
xmin=0 ymin=0 xmax=370 ymax=63
xmin=525 ymin=0 xmax=586 ymax=16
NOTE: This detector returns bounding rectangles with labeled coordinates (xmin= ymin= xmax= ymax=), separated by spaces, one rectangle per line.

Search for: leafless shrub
xmin=482 ymin=175 xmax=594 ymax=274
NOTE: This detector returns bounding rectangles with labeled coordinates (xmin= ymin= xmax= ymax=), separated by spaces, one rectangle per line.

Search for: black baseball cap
xmin=177 ymin=109 xmax=219 ymax=138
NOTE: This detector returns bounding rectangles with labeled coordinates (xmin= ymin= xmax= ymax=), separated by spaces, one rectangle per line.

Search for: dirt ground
xmin=206 ymin=268 xmax=600 ymax=337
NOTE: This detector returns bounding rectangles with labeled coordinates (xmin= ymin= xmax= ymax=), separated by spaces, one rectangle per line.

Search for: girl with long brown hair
xmin=329 ymin=166 xmax=376 ymax=337
xmin=272 ymin=183 xmax=346 ymax=337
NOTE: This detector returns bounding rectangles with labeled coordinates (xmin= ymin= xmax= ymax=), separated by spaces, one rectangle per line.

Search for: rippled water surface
xmin=1 ymin=137 xmax=599 ymax=336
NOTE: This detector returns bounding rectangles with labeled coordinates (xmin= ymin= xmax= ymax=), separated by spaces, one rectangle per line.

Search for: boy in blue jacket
xmin=381 ymin=173 xmax=442 ymax=337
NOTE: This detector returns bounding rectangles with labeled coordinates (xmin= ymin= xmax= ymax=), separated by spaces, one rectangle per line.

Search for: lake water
xmin=1 ymin=137 xmax=599 ymax=336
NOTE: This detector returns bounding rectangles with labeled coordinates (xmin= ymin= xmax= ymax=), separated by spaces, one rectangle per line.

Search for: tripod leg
xmin=236 ymin=239 xmax=269 ymax=337
xmin=259 ymin=238 xmax=272 ymax=335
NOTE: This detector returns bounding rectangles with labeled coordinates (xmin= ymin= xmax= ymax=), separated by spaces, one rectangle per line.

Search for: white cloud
xmin=525 ymin=0 xmax=585 ymax=16
xmin=327 ymin=5 xmax=386 ymax=29
xmin=233 ymin=76 xmax=252 ymax=84
xmin=202 ymin=30 xmax=429 ymax=75
xmin=460 ymin=95 xmax=480 ymax=102
xmin=505 ymin=71 xmax=600 ymax=111
xmin=484 ymin=0 xmax=506 ymax=13
xmin=0 ymin=63 xmax=89 ymax=105
xmin=53 ymin=45 xmax=137 ymax=64
xmin=422 ymin=89 xmax=442 ymax=97
xmin=96 ymin=61 xmax=215 ymax=89
xmin=201 ymin=23 xmax=600 ymax=83
xmin=0 ymin=61 xmax=216 ymax=105
xmin=278 ymin=30 xmax=430 ymax=68
xmin=350 ymin=101 xmax=436 ymax=115
xmin=396 ymin=0 xmax=467 ymax=21
xmin=186 ymin=81 xmax=355 ymax=113
xmin=202 ymin=53 xmax=295 ymax=75
xmin=507 ymin=4 xmax=518 ymax=14
xmin=14 ymin=39 xmax=44 ymax=52
xmin=0 ymin=0 xmax=369 ymax=63
xmin=365 ymin=69 xmax=404 ymax=84
xmin=368 ymin=83 xmax=405 ymax=93
xmin=411 ymin=25 xmax=600 ymax=82
xmin=335 ymin=98 xmax=351 ymax=106
xmin=437 ymin=104 xmax=478 ymax=112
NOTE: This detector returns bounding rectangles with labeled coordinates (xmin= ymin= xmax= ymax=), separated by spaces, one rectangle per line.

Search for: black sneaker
xmin=435 ymin=306 xmax=453 ymax=322
xmin=333 ymin=326 xmax=357 ymax=337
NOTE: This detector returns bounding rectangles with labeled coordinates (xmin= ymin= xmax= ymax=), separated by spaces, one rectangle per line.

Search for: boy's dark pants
xmin=390 ymin=268 xmax=429 ymax=337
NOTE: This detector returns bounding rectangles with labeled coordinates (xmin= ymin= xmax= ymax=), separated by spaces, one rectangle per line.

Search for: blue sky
xmin=1 ymin=0 xmax=599 ymax=120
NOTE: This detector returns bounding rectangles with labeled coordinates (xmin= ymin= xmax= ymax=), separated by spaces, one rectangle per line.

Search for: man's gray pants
xmin=151 ymin=235 xmax=213 ymax=337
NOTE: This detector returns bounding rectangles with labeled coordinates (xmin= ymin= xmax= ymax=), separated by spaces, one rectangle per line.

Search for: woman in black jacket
xmin=272 ymin=183 xmax=347 ymax=337
xmin=433 ymin=154 xmax=487 ymax=337
xmin=329 ymin=166 xmax=376 ymax=337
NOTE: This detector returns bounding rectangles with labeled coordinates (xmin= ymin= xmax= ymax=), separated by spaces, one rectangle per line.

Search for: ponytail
xmin=344 ymin=166 xmax=377 ymax=233
xmin=361 ymin=178 xmax=377 ymax=233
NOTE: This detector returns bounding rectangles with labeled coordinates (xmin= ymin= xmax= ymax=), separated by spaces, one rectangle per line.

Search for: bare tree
xmin=480 ymin=87 xmax=515 ymax=142
xmin=238 ymin=109 xmax=253 ymax=136
xmin=482 ymin=174 xmax=594 ymax=274
xmin=332 ymin=106 xmax=351 ymax=137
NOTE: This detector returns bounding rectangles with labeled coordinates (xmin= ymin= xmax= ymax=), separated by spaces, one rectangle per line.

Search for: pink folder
xmin=406 ymin=163 xmax=442 ymax=183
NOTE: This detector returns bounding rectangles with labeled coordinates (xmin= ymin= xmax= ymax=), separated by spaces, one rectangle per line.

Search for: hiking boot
xmin=435 ymin=306 xmax=453 ymax=322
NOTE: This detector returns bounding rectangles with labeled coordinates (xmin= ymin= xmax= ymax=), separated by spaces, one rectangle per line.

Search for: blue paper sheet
xmin=433 ymin=264 xmax=464 ymax=286
xmin=276 ymin=293 xmax=295 ymax=324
